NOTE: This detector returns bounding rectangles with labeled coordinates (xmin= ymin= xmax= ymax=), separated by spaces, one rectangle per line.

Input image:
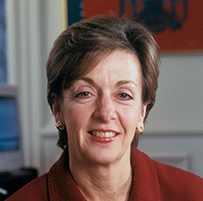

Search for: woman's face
xmin=55 ymin=50 xmax=147 ymax=165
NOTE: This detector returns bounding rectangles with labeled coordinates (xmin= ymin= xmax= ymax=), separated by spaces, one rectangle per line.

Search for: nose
xmin=93 ymin=95 xmax=116 ymax=122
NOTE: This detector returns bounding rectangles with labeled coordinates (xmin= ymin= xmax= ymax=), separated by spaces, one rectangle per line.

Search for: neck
xmin=69 ymin=151 xmax=132 ymax=201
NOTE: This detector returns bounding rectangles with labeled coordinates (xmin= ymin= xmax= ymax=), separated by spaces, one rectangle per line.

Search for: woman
xmin=6 ymin=15 xmax=203 ymax=201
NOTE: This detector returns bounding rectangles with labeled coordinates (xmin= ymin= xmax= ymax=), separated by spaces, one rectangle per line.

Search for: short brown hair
xmin=46 ymin=15 xmax=159 ymax=149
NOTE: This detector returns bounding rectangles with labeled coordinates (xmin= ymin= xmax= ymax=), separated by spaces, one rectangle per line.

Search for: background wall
xmin=141 ymin=54 xmax=203 ymax=177
xmin=6 ymin=1 xmax=203 ymax=177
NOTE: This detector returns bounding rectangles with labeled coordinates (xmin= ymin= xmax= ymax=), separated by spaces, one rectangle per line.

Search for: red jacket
xmin=6 ymin=148 xmax=203 ymax=200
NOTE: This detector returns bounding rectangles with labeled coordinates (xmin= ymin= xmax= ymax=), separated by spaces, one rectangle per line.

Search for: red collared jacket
xmin=6 ymin=148 xmax=203 ymax=201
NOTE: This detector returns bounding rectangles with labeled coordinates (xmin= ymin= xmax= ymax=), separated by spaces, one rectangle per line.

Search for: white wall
xmin=140 ymin=54 xmax=203 ymax=177
xmin=6 ymin=1 xmax=203 ymax=177
xmin=146 ymin=54 xmax=203 ymax=133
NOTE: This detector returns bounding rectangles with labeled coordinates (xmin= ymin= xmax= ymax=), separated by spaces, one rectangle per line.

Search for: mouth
xmin=89 ymin=131 xmax=117 ymax=138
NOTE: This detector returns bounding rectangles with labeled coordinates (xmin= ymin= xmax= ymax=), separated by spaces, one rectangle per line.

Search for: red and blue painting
xmin=66 ymin=0 xmax=203 ymax=52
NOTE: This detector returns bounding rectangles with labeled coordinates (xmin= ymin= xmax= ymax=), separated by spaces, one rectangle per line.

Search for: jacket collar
xmin=129 ymin=148 xmax=160 ymax=200
xmin=48 ymin=148 xmax=160 ymax=201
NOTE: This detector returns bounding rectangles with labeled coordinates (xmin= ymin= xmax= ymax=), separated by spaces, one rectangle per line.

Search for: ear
xmin=136 ymin=103 xmax=147 ymax=128
xmin=51 ymin=93 xmax=63 ymax=123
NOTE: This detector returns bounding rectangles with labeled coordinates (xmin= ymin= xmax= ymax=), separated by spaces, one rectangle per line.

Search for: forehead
xmin=64 ymin=49 xmax=142 ymax=90
xmin=84 ymin=50 xmax=142 ymax=81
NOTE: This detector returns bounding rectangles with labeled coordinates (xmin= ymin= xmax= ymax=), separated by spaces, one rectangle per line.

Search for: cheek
xmin=63 ymin=104 xmax=93 ymax=133
xmin=119 ymin=107 xmax=140 ymax=133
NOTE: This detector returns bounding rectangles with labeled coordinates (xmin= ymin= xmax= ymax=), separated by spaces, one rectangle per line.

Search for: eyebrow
xmin=81 ymin=77 xmax=95 ymax=85
xmin=116 ymin=80 xmax=137 ymax=87
xmin=81 ymin=77 xmax=137 ymax=88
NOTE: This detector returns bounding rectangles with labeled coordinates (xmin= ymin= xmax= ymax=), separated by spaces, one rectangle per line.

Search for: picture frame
xmin=63 ymin=0 xmax=203 ymax=53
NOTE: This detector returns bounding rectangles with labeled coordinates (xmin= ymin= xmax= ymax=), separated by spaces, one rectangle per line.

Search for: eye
xmin=118 ymin=93 xmax=133 ymax=100
xmin=75 ymin=91 xmax=91 ymax=98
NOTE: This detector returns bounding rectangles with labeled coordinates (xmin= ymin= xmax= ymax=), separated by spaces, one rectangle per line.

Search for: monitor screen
xmin=0 ymin=97 xmax=20 ymax=152
xmin=0 ymin=85 xmax=23 ymax=171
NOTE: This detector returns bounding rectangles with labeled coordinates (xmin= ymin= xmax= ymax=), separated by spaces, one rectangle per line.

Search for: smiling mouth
xmin=90 ymin=131 xmax=117 ymax=138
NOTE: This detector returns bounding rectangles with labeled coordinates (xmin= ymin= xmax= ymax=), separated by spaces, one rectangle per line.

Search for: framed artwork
xmin=63 ymin=0 xmax=203 ymax=53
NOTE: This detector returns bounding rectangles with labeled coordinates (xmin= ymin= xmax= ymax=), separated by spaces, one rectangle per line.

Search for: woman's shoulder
xmin=152 ymin=157 xmax=203 ymax=183
xmin=132 ymin=148 xmax=203 ymax=200
xmin=5 ymin=173 xmax=48 ymax=201
xmin=152 ymin=159 xmax=203 ymax=199
xmin=133 ymin=148 xmax=202 ymax=183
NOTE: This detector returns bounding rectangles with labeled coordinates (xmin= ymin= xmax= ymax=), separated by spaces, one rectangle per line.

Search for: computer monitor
xmin=0 ymin=85 xmax=23 ymax=171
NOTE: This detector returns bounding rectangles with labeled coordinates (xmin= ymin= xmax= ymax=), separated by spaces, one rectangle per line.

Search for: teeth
xmin=92 ymin=131 xmax=116 ymax=138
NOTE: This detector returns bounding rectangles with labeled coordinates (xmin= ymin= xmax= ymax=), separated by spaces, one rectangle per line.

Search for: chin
xmin=86 ymin=148 xmax=129 ymax=166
